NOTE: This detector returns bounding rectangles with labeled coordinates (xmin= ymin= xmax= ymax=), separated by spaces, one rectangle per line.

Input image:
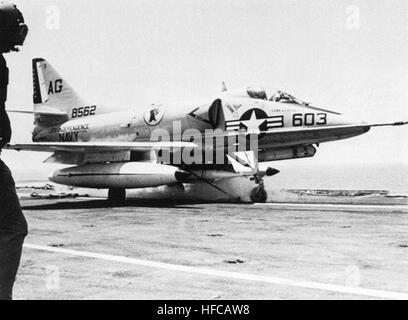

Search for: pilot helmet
xmin=0 ymin=2 xmax=28 ymax=52
xmin=247 ymin=87 xmax=267 ymax=100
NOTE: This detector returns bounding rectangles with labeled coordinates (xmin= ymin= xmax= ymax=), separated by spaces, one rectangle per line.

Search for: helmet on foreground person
xmin=0 ymin=2 xmax=28 ymax=53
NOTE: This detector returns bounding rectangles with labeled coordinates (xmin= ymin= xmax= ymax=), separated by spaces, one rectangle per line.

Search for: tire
xmin=107 ymin=188 xmax=126 ymax=203
xmin=250 ymin=186 xmax=267 ymax=203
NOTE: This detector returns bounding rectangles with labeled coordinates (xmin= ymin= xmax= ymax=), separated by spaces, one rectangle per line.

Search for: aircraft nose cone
xmin=334 ymin=113 xmax=366 ymax=126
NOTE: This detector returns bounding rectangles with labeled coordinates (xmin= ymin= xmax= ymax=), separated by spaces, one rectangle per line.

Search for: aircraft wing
xmin=6 ymin=121 xmax=406 ymax=153
xmin=6 ymin=141 xmax=198 ymax=153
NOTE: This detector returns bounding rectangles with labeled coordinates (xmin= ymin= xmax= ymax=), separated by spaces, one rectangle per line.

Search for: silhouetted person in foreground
xmin=0 ymin=1 xmax=28 ymax=300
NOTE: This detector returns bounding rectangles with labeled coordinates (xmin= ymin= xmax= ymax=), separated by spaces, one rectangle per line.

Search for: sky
xmin=2 ymin=0 xmax=408 ymax=175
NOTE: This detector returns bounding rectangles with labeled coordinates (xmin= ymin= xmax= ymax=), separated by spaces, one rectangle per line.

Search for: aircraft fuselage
xmin=33 ymin=98 xmax=369 ymax=154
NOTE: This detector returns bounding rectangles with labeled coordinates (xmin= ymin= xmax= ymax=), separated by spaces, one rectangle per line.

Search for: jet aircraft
xmin=6 ymin=58 xmax=407 ymax=202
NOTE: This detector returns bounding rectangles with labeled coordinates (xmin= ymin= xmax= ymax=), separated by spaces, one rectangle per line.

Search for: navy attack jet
xmin=6 ymin=58 xmax=407 ymax=202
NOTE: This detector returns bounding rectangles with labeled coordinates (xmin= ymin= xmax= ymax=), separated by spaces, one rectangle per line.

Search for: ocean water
xmin=8 ymin=161 xmax=408 ymax=195
xmin=268 ymin=163 xmax=408 ymax=195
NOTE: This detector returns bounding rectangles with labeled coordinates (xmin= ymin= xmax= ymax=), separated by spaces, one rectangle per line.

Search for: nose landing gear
xmin=227 ymin=150 xmax=276 ymax=203
xmin=250 ymin=184 xmax=267 ymax=203
xmin=250 ymin=174 xmax=267 ymax=203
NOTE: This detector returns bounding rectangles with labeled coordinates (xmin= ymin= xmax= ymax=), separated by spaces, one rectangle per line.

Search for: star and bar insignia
xmin=225 ymin=108 xmax=284 ymax=133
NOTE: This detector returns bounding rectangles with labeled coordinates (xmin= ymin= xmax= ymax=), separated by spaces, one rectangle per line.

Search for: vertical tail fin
xmin=32 ymin=58 xmax=87 ymax=119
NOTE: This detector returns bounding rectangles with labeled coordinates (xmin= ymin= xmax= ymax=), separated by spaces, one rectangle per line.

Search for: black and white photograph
xmin=0 ymin=0 xmax=407 ymax=305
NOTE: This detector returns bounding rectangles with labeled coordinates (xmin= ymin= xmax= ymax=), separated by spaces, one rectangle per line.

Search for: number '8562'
xmin=72 ymin=106 xmax=96 ymax=118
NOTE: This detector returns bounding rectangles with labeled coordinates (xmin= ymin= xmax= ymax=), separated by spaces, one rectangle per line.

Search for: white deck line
xmin=254 ymin=203 xmax=407 ymax=211
xmin=24 ymin=243 xmax=408 ymax=300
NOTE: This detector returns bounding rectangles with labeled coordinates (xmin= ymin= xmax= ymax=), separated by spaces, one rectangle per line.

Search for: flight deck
xmin=12 ymin=190 xmax=408 ymax=300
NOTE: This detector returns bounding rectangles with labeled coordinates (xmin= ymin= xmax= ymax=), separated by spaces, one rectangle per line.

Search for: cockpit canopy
xmin=224 ymin=86 xmax=309 ymax=106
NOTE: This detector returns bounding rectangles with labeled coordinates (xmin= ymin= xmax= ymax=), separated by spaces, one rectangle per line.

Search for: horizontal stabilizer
xmin=6 ymin=108 xmax=68 ymax=116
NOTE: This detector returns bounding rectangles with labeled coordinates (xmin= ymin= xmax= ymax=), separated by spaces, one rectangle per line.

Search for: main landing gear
xmin=108 ymin=188 xmax=126 ymax=203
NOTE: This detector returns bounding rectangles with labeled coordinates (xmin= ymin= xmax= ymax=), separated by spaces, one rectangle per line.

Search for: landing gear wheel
xmin=250 ymin=185 xmax=267 ymax=203
xmin=108 ymin=188 xmax=126 ymax=204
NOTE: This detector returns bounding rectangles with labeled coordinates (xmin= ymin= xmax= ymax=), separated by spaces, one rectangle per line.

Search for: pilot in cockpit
xmin=246 ymin=87 xmax=267 ymax=100
xmin=269 ymin=90 xmax=284 ymax=102
xmin=242 ymin=87 xmax=306 ymax=105
xmin=268 ymin=90 xmax=305 ymax=105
